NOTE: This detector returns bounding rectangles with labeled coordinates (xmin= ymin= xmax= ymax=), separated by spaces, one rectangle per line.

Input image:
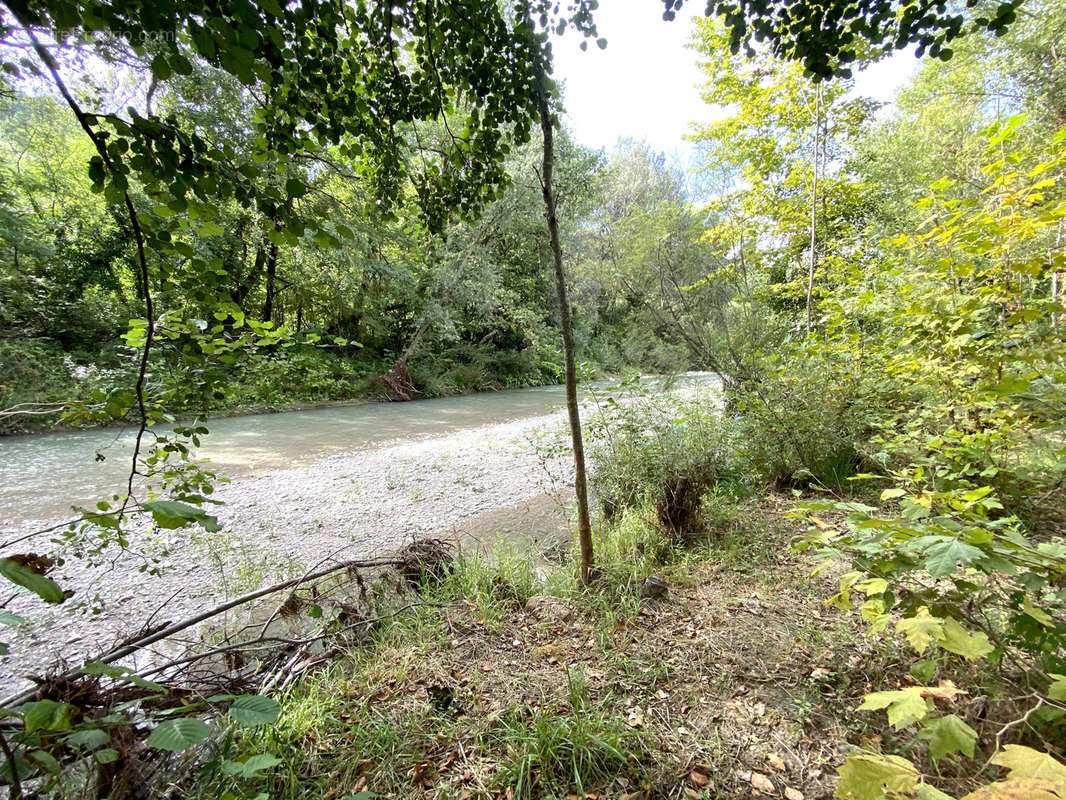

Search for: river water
xmin=0 ymin=386 xmax=581 ymax=525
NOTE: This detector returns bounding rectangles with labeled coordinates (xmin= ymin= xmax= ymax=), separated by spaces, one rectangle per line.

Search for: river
xmin=0 ymin=375 xmax=718 ymax=691
xmin=1 ymin=385 xmax=579 ymax=525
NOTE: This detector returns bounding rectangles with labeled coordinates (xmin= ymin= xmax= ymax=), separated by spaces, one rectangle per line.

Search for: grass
xmin=187 ymin=494 xmax=901 ymax=800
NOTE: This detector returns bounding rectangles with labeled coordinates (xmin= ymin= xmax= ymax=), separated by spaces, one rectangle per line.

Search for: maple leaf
xmin=939 ymin=618 xmax=994 ymax=660
xmin=896 ymin=608 xmax=945 ymax=654
xmin=836 ymin=753 xmax=919 ymax=800
xmin=991 ymin=745 xmax=1066 ymax=793
xmin=858 ymin=688 xmax=930 ymax=729
xmin=918 ymin=714 xmax=978 ymax=763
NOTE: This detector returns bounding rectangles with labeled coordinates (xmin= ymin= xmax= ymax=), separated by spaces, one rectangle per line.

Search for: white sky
xmin=551 ymin=0 xmax=920 ymax=160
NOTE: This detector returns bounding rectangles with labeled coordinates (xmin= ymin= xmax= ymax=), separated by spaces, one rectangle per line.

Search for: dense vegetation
xmin=0 ymin=91 xmax=690 ymax=426
xmin=2 ymin=0 xmax=1066 ymax=798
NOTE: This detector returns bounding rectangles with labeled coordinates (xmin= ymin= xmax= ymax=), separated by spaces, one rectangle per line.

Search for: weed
xmin=481 ymin=669 xmax=643 ymax=800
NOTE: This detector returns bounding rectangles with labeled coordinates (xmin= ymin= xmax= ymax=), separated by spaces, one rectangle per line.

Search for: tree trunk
xmin=806 ymin=87 xmax=821 ymax=335
xmin=539 ymin=97 xmax=595 ymax=586
xmin=263 ymin=239 xmax=278 ymax=324
xmin=1054 ymin=218 xmax=1064 ymax=331
xmin=372 ymin=319 xmax=431 ymax=401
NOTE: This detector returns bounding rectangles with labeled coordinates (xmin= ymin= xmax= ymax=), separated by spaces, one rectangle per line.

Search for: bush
xmin=730 ymin=355 xmax=873 ymax=491
xmin=588 ymin=391 xmax=746 ymax=537
xmin=226 ymin=346 xmax=362 ymax=409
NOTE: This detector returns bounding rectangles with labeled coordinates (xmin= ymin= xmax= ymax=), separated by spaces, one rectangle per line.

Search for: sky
xmin=551 ymin=0 xmax=920 ymax=162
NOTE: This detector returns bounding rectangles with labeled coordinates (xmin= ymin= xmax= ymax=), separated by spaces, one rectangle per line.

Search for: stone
xmin=639 ymin=576 xmax=668 ymax=599
xmin=524 ymin=595 xmax=573 ymax=622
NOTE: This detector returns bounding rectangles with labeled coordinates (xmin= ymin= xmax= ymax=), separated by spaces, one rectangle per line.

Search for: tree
xmin=0 ymin=0 xmax=1028 ymax=597
xmin=688 ymin=18 xmax=874 ymax=337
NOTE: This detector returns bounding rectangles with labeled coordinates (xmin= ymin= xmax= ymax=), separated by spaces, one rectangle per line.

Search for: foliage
xmin=790 ymin=122 xmax=1066 ymax=798
xmin=1 ymin=682 xmax=281 ymax=796
xmin=664 ymin=0 xmax=1022 ymax=79
xmin=587 ymin=382 xmax=744 ymax=535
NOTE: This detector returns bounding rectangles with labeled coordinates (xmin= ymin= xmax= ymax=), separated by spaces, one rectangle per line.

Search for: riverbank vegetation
xmin=2 ymin=0 xmax=1066 ymax=798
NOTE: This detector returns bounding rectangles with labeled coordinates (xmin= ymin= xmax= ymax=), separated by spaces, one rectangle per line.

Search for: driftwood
xmin=2 ymin=537 xmax=458 ymax=712
xmin=369 ymin=319 xmax=430 ymax=401
xmin=0 ymin=554 xmax=405 ymax=710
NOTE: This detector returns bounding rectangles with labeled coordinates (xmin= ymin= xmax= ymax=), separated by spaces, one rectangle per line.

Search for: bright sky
xmin=551 ymin=0 xmax=920 ymax=161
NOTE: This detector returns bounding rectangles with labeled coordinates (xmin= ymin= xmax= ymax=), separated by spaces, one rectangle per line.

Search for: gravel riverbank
xmin=0 ymin=410 xmax=574 ymax=694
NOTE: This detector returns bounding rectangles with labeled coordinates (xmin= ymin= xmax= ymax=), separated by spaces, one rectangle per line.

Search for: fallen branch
xmin=0 ymin=554 xmax=405 ymax=709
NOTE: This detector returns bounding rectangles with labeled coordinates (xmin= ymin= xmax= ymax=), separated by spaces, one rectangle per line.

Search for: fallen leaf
xmin=961 ymin=777 xmax=1061 ymax=800
xmin=627 ymin=707 xmax=645 ymax=728
xmin=750 ymin=772 xmax=774 ymax=794
xmin=785 ymin=787 xmax=804 ymax=800
xmin=479 ymin=663 xmax=492 ymax=672
xmin=768 ymin=752 xmax=787 ymax=772
xmin=920 ymin=679 xmax=968 ymax=703
xmin=689 ymin=765 xmax=712 ymax=787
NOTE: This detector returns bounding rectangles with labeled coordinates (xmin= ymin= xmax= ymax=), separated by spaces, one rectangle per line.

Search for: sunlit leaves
xmin=991 ymin=746 xmax=1066 ymax=794
xmin=836 ymin=753 xmax=920 ymax=800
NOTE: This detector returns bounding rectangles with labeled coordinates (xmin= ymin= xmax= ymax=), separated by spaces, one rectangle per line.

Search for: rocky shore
xmin=0 ymin=410 xmax=574 ymax=694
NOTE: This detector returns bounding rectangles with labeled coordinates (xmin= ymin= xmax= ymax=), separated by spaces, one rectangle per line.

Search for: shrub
xmin=587 ymin=390 xmax=745 ymax=536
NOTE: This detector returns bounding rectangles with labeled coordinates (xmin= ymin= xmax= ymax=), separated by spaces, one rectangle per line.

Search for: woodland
xmin=0 ymin=0 xmax=1065 ymax=798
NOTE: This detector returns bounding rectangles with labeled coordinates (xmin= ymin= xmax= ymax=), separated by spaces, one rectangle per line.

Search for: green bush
xmin=588 ymin=392 xmax=746 ymax=536
xmin=731 ymin=357 xmax=873 ymax=491
xmin=226 ymin=346 xmax=362 ymax=409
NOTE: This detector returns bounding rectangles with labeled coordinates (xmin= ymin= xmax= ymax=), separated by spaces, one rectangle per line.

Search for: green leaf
xmin=23 ymin=700 xmax=75 ymax=733
xmin=79 ymin=662 xmax=165 ymax=691
xmin=1048 ymin=674 xmax=1066 ymax=702
xmin=140 ymin=501 xmax=221 ymax=533
xmin=1022 ymin=597 xmax=1055 ymax=628
xmin=228 ymin=695 xmax=281 ymax=726
xmin=0 ymin=610 xmax=25 ymax=626
xmin=222 ymin=754 xmax=282 ymax=777
xmin=836 ymin=753 xmax=919 ymax=800
xmin=95 ymin=748 xmax=120 ymax=764
xmin=66 ymin=728 xmax=111 ymax=751
xmin=939 ymin=618 xmax=994 ymax=660
xmin=922 ymin=538 xmax=984 ymax=577
xmin=918 ymin=714 xmax=978 ymax=763
xmin=858 ymin=687 xmax=930 ymax=729
xmin=29 ymin=749 xmax=61 ymax=774
xmin=145 ymin=717 xmax=211 ymax=751
xmin=896 ymin=610 xmax=945 ymax=655
xmin=150 ymin=53 xmax=172 ymax=80
xmin=0 ymin=558 xmax=63 ymax=603
xmin=196 ymin=221 xmax=225 ymax=237
xmin=285 ymin=177 xmax=307 ymax=198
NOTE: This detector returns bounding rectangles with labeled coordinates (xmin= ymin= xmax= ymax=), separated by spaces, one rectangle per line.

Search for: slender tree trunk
xmin=1054 ymin=218 xmax=1064 ymax=331
xmin=539 ymin=97 xmax=595 ymax=586
xmin=263 ymin=239 xmax=278 ymax=323
xmin=805 ymin=88 xmax=821 ymax=335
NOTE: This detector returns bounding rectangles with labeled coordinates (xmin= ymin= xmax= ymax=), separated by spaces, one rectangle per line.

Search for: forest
xmin=0 ymin=0 xmax=1065 ymax=798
